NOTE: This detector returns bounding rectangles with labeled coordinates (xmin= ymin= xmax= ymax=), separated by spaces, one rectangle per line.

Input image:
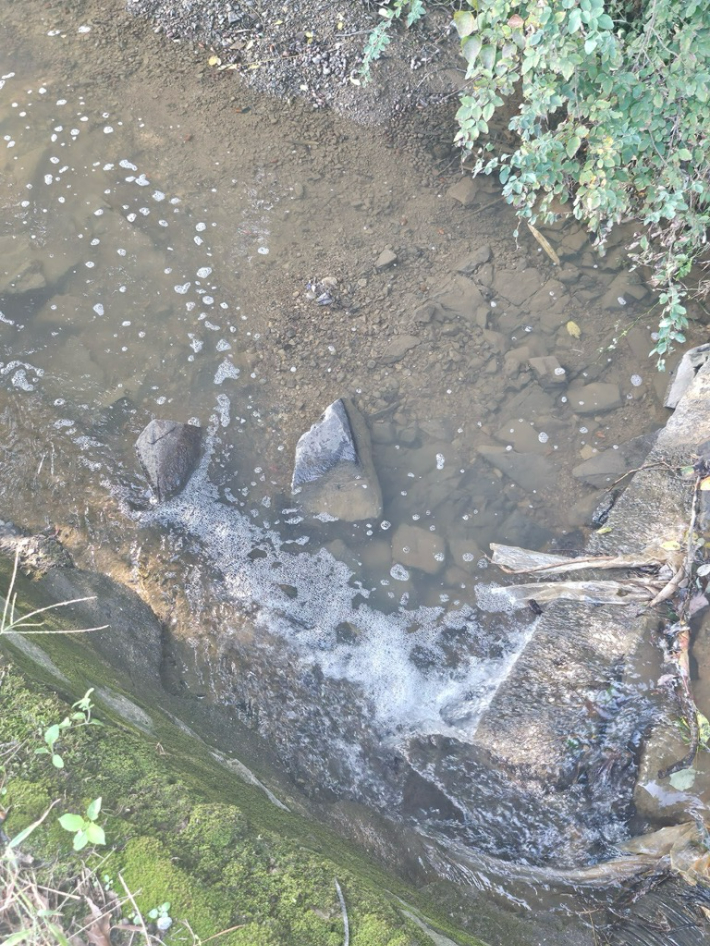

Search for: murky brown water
xmin=2 ymin=4 xmax=710 ymax=943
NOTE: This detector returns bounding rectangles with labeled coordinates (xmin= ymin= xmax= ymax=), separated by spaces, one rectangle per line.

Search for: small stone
xmin=375 ymin=248 xmax=398 ymax=269
xmin=135 ymin=420 xmax=202 ymax=501
xmin=529 ymin=355 xmax=566 ymax=385
xmin=392 ymin=524 xmax=446 ymax=575
xmin=447 ymin=177 xmax=478 ymax=207
xmin=380 ymin=334 xmax=419 ymax=364
xmin=291 ymin=399 xmax=382 ymax=521
xmin=455 ymin=245 xmax=491 ymax=274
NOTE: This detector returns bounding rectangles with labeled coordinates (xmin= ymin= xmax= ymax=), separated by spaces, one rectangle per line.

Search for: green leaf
xmin=453 ymin=10 xmax=476 ymax=39
xmin=584 ymin=38 xmax=597 ymax=54
xmin=86 ymin=797 xmax=102 ymax=821
xmin=73 ymin=830 xmax=89 ymax=852
xmin=8 ymin=819 xmax=42 ymax=849
xmin=85 ymin=822 xmax=106 ymax=846
xmin=677 ymin=149 xmax=692 ymax=161
xmin=462 ymin=35 xmax=482 ymax=66
xmin=568 ymin=9 xmax=581 ymax=32
xmin=669 ymin=767 xmax=696 ymax=791
xmin=479 ymin=44 xmax=496 ymax=71
xmin=51 ymin=754 xmax=64 ymax=769
xmin=597 ymin=13 xmax=613 ymax=29
xmin=45 ymin=724 xmax=60 ymax=746
xmin=3 ymin=932 xmax=31 ymax=945
xmin=566 ymin=136 xmax=582 ymax=157
xmin=59 ymin=813 xmax=85 ymax=833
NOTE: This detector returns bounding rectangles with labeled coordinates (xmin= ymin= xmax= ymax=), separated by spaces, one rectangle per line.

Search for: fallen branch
xmin=490 ymin=543 xmax=667 ymax=576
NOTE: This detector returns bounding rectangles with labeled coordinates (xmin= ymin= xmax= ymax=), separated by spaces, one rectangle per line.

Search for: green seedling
xmin=58 ymin=797 xmax=106 ymax=851
xmin=35 ymin=689 xmax=102 ymax=769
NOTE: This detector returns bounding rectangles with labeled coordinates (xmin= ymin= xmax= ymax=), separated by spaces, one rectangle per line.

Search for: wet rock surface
xmin=292 ymin=398 xmax=382 ymax=520
xmin=135 ymin=419 xmax=202 ymax=502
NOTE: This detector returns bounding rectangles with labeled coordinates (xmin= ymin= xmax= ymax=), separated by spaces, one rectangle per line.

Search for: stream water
xmin=2 ymin=4 xmax=710 ymax=944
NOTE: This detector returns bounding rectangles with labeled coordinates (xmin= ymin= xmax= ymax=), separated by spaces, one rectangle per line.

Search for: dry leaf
xmin=566 ymin=320 xmax=581 ymax=338
xmin=208 ymin=55 xmax=221 ymax=66
xmin=700 ymin=476 xmax=710 ymax=491
xmin=527 ymin=221 xmax=560 ymax=265
xmin=661 ymin=539 xmax=681 ymax=551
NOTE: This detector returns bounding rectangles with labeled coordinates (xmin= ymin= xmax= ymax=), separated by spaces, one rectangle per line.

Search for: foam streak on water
xmin=136 ymin=426 xmax=525 ymax=742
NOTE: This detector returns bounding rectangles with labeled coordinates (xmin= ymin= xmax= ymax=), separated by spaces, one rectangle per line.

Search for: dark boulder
xmin=135 ymin=419 xmax=202 ymax=501
xmin=291 ymin=399 xmax=382 ymax=521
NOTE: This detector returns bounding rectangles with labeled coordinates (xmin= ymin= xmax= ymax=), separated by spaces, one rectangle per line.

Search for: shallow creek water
xmin=2 ymin=4 xmax=710 ymax=943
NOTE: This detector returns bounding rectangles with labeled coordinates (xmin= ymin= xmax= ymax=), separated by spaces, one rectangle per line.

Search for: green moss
xmin=111 ymin=835 xmax=231 ymax=944
xmin=0 ymin=660 xmax=480 ymax=945
xmin=2 ymin=778 xmax=52 ymax=836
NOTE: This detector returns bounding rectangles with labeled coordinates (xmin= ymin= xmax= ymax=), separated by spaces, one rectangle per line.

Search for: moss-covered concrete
xmin=1 ymin=620 xmax=484 ymax=945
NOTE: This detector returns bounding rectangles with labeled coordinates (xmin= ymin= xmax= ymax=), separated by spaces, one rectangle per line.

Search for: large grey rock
xmin=291 ymin=399 xmax=382 ymax=521
xmin=136 ymin=419 xmax=202 ymax=501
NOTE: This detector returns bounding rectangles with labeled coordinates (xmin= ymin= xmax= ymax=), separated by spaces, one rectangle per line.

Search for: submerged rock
xmin=135 ymin=419 xmax=202 ymax=502
xmin=291 ymin=399 xmax=382 ymax=521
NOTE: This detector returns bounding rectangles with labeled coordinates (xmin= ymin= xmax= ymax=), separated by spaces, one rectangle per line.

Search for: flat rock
xmin=136 ymin=419 xmax=202 ymax=501
xmin=455 ymin=245 xmax=491 ymax=273
xmin=529 ymin=355 xmax=566 ymax=386
xmin=391 ymin=523 xmax=446 ymax=574
xmin=573 ymin=431 xmax=659 ymax=487
xmin=380 ymin=334 xmax=419 ymax=364
xmin=375 ymin=248 xmax=398 ymax=269
xmin=0 ymin=234 xmax=46 ymax=294
xmin=567 ymin=382 xmax=622 ymax=414
xmin=447 ymin=177 xmax=478 ymax=207
xmin=292 ymin=398 xmax=382 ymax=521
xmin=477 ymin=445 xmax=556 ymax=493
xmin=492 ymin=267 xmax=542 ymax=306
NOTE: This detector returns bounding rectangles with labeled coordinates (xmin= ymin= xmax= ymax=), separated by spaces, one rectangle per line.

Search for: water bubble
xmin=630 ymin=374 xmax=643 ymax=387
xmin=380 ymin=520 xmax=391 ymax=531
xmin=197 ymin=267 xmax=212 ymax=278
xmin=174 ymin=283 xmax=191 ymax=294
xmin=152 ymin=191 xmax=165 ymax=201
xmin=135 ymin=174 xmax=150 ymax=186
xmin=103 ymin=126 xmax=114 ymax=134
xmin=195 ymin=222 xmax=206 ymax=232
xmin=257 ymin=246 xmax=270 ymax=255
xmin=538 ymin=431 xmax=549 ymax=444
xmin=617 ymin=296 xmax=627 ymax=306
xmin=119 ymin=159 xmax=137 ymax=171
xmin=390 ymin=564 xmax=410 ymax=581
xmin=436 ymin=453 xmax=445 ymax=470
xmin=93 ymin=303 xmax=104 ymax=316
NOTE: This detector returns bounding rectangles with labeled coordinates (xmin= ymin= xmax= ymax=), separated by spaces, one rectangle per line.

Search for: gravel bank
xmin=126 ymin=0 xmax=465 ymax=125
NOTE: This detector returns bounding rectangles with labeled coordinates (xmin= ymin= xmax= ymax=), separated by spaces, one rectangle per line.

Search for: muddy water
xmin=1 ymin=3 xmax=708 ymax=941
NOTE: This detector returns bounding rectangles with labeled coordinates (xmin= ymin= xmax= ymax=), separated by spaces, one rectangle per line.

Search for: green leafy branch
xmin=449 ymin=0 xmax=710 ymax=368
xmin=360 ymin=0 xmax=427 ymax=79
